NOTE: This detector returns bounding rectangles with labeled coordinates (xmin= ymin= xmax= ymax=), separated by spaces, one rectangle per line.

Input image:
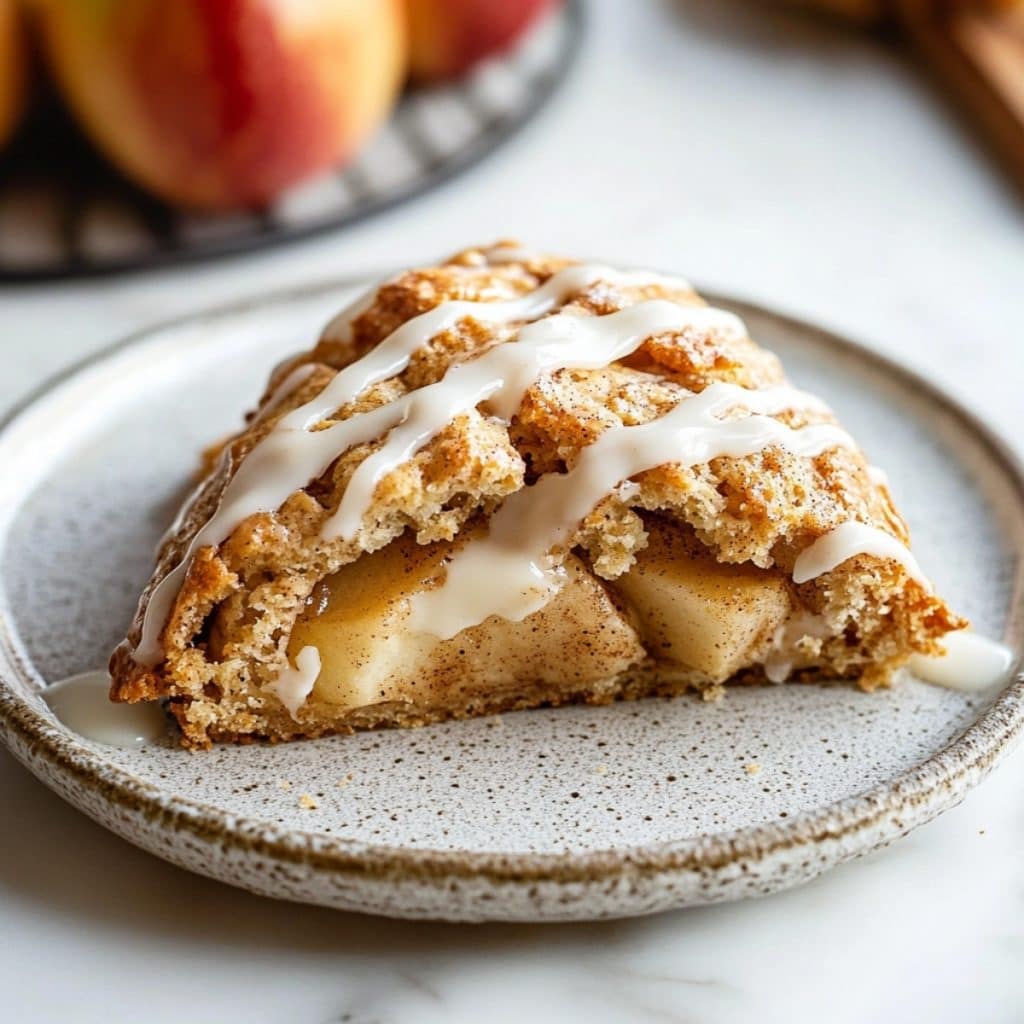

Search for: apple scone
xmin=110 ymin=242 xmax=965 ymax=747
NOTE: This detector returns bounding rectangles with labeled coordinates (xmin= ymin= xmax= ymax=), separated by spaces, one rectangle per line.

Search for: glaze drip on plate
xmin=908 ymin=632 xmax=1016 ymax=693
xmin=45 ymin=672 xmax=168 ymax=748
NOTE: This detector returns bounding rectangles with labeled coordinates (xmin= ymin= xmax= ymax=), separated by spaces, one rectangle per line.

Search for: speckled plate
xmin=0 ymin=278 xmax=1021 ymax=922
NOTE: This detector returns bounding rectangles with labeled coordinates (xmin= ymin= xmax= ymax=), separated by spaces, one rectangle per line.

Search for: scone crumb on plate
xmin=298 ymin=793 xmax=318 ymax=810
xmin=277 ymin=779 xmax=293 ymax=791
xmin=744 ymin=762 xmax=762 ymax=775
xmin=336 ymin=774 xmax=353 ymax=788
xmin=595 ymin=764 xmax=608 ymax=775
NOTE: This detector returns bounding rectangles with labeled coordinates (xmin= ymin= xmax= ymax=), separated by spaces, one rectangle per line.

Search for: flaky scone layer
xmin=110 ymin=242 xmax=963 ymax=746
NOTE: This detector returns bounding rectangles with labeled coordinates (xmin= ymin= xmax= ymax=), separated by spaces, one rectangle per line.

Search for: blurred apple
xmin=0 ymin=0 xmax=28 ymax=149
xmin=33 ymin=0 xmax=406 ymax=210
xmin=407 ymin=0 xmax=558 ymax=82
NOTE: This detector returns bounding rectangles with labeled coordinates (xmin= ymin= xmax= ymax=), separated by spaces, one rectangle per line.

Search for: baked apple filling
xmin=612 ymin=521 xmax=791 ymax=681
xmin=288 ymin=533 xmax=643 ymax=711
xmin=289 ymin=520 xmax=795 ymax=713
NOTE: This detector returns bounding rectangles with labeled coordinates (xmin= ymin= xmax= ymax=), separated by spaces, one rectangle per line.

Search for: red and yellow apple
xmin=406 ymin=0 xmax=558 ymax=83
xmin=0 ymin=0 xmax=28 ymax=150
xmin=33 ymin=0 xmax=406 ymax=210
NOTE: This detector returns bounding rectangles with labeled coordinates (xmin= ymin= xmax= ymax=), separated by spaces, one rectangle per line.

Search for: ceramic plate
xmin=0 ymin=279 xmax=1021 ymax=922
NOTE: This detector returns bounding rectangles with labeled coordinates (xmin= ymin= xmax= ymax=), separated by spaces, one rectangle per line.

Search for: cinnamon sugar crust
xmin=109 ymin=242 xmax=964 ymax=747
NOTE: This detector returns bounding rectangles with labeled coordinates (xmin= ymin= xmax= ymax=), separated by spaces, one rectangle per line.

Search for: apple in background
xmin=0 ymin=0 xmax=28 ymax=150
xmin=406 ymin=0 xmax=558 ymax=83
xmin=33 ymin=0 xmax=406 ymax=210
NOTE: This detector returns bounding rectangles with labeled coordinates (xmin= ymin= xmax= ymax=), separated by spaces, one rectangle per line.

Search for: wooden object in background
xmin=897 ymin=2 xmax=1024 ymax=193
xmin=783 ymin=0 xmax=1024 ymax=195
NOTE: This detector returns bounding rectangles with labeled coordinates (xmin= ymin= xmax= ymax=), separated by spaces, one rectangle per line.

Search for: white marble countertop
xmin=1 ymin=2 xmax=1022 ymax=1021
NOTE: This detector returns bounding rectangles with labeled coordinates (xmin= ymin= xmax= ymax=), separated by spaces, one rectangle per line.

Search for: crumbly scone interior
xmin=110 ymin=243 xmax=964 ymax=746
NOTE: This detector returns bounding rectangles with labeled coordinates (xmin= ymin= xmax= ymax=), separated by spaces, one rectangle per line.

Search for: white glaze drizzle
xmin=408 ymin=382 xmax=854 ymax=639
xmin=483 ymin=245 xmax=539 ymax=265
xmin=322 ymin=300 xmax=745 ymax=541
xmin=136 ymin=400 xmax=410 ymax=664
xmin=44 ymin=671 xmax=168 ymax=749
xmin=252 ymin=363 xmax=318 ymax=424
xmin=136 ymin=264 xmax=645 ymax=664
xmin=481 ymin=247 xmax=695 ymax=294
xmin=265 ymin=645 xmax=322 ymax=719
xmin=792 ymin=521 xmax=930 ymax=588
xmin=135 ymin=260 xmax=939 ymax=671
xmin=306 ymin=263 xmax=630 ymax=424
xmin=867 ymin=464 xmax=890 ymax=489
xmin=302 ymin=265 xmax=693 ymax=442
xmin=153 ymin=364 xmax=318 ymax=558
xmin=154 ymin=474 xmax=216 ymax=558
xmin=605 ymin=268 xmax=696 ymax=293
xmin=763 ymin=612 xmax=835 ymax=683
xmin=320 ymin=277 xmax=394 ymax=343
xmin=908 ymin=631 xmax=1017 ymax=693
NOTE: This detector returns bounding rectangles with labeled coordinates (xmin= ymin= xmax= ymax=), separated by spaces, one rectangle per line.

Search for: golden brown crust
xmin=110 ymin=241 xmax=965 ymax=747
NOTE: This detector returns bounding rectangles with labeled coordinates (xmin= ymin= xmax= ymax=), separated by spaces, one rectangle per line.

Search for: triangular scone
xmin=110 ymin=243 xmax=965 ymax=747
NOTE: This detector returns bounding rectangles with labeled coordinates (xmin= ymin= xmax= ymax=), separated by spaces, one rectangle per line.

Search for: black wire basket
xmin=0 ymin=0 xmax=583 ymax=282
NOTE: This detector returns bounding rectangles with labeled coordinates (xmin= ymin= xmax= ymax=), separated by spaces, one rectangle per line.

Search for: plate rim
xmin=0 ymin=276 xmax=1022 ymax=891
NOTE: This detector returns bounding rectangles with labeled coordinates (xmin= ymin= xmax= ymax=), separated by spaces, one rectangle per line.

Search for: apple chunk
xmin=288 ymin=534 xmax=643 ymax=711
xmin=614 ymin=522 xmax=791 ymax=681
